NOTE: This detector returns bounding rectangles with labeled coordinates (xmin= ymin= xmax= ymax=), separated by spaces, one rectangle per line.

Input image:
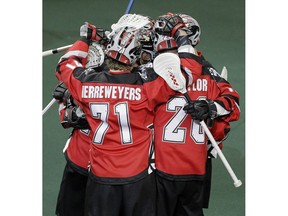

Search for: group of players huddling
xmin=52 ymin=12 xmax=240 ymax=216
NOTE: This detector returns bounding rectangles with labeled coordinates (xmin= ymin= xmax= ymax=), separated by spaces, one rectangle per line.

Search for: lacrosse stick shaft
xmin=42 ymin=98 xmax=56 ymax=115
xmin=125 ymin=0 xmax=134 ymax=14
xmin=183 ymin=93 xmax=242 ymax=187
xmin=42 ymin=44 xmax=72 ymax=57
xmin=200 ymin=121 xmax=241 ymax=187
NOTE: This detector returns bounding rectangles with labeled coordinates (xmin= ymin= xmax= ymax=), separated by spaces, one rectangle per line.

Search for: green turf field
xmin=43 ymin=0 xmax=245 ymax=215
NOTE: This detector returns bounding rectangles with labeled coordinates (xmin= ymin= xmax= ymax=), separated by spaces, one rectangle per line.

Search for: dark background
xmin=43 ymin=0 xmax=245 ymax=215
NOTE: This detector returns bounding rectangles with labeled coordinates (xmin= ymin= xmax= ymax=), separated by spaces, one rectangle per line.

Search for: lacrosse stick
xmin=42 ymin=98 xmax=56 ymax=115
xmin=108 ymin=13 xmax=151 ymax=39
xmin=42 ymin=44 xmax=73 ymax=57
xmin=125 ymin=0 xmax=134 ymax=14
xmin=153 ymin=53 xmax=242 ymax=187
xmin=221 ymin=66 xmax=228 ymax=80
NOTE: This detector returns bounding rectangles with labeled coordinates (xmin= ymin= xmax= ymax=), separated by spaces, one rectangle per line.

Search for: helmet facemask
xmin=106 ymin=26 xmax=142 ymax=66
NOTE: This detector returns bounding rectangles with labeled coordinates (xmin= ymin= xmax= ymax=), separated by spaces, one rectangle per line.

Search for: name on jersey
xmin=82 ymin=85 xmax=141 ymax=100
xmin=190 ymin=78 xmax=208 ymax=91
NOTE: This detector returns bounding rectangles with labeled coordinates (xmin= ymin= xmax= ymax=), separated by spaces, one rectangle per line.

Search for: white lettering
xmin=192 ymin=79 xmax=208 ymax=91
xmin=117 ymin=86 xmax=124 ymax=99
xmin=104 ymin=86 xmax=113 ymax=98
xmin=99 ymin=86 xmax=104 ymax=98
xmin=82 ymin=86 xmax=88 ymax=98
xmin=81 ymin=85 xmax=142 ymax=100
xmin=88 ymin=86 xmax=94 ymax=98
xmin=129 ymin=88 xmax=135 ymax=100
xmin=123 ymin=87 xmax=130 ymax=99
xmin=135 ymin=88 xmax=141 ymax=100
xmin=112 ymin=86 xmax=117 ymax=99
xmin=94 ymin=86 xmax=99 ymax=98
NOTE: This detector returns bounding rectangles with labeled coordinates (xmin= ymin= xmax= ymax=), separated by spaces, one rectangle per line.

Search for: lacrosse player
xmin=53 ymin=40 xmax=106 ymax=216
xmin=152 ymin=13 xmax=241 ymax=216
xmin=55 ymin=14 xmax=181 ymax=215
xmin=178 ymin=13 xmax=241 ymax=209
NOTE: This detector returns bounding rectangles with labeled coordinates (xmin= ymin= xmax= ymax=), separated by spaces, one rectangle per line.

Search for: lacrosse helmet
xmin=178 ymin=14 xmax=201 ymax=47
xmin=106 ymin=26 xmax=142 ymax=65
xmin=154 ymin=33 xmax=178 ymax=54
xmin=86 ymin=42 xmax=105 ymax=68
xmin=138 ymin=16 xmax=156 ymax=63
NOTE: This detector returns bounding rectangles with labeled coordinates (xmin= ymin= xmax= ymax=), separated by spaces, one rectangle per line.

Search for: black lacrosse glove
xmin=52 ymin=82 xmax=71 ymax=105
xmin=183 ymin=99 xmax=218 ymax=121
xmin=154 ymin=14 xmax=185 ymax=37
xmin=62 ymin=106 xmax=90 ymax=130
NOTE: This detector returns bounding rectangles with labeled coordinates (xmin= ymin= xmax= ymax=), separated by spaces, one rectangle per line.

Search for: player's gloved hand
xmin=80 ymin=22 xmax=109 ymax=44
xmin=52 ymin=82 xmax=71 ymax=105
xmin=154 ymin=14 xmax=185 ymax=37
xmin=62 ymin=106 xmax=90 ymax=129
xmin=183 ymin=99 xmax=217 ymax=121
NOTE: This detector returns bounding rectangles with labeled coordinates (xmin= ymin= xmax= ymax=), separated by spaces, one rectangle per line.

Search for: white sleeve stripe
xmin=60 ymin=50 xmax=88 ymax=62
xmin=234 ymin=101 xmax=241 ymax=112
xmin=215 ymin=102 xmax=230 ymax=116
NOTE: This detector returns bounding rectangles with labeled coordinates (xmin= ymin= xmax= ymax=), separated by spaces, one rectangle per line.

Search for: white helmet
xmin=153 ymin=33 xmax=178 ymax=53
xmin=178 ymin=14 xmax=201 ymax=47
xmin=106 ymin=26 xmax=142 ymax=65
xmin=86 ymin=42 xmax=105 ymax=68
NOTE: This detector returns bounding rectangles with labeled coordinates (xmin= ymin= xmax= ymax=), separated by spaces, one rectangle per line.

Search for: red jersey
xmin=154 ymin=52 xmax=240 ymax=178
xmin=65 ymin=129 xmax=92 ymax=170
xmin=58 ymin=104 xmax=92 ymax=170
xmin=56 ymin=39 xmax=176 ymax=183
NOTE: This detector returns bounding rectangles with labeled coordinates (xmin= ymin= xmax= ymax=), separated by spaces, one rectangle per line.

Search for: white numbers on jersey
xmin=90 ymin=102 xmax=132 ymax=145
xmin=115 ymin=102 xmax=132 ymax=144
xmin=163 ymin=96 xmax=205 ymax=144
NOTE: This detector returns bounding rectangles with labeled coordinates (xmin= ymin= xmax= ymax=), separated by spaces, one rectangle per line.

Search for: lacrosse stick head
xmin=86 ymin=42 xmax=105 ymax=68
xmin=153 ymin=52 xmax=187 ymax=94
xmin=109 ymin=14 xmax=152 ymax=39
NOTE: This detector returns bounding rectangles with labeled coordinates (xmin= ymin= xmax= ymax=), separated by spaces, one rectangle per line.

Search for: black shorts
xmin=155 ymin=172 xmax=204 ymax=216
xmin=84 ymin=172 xmax=156 ymax=216
xmin=202 ymin=158 xmax=212 ymax=209
xmin=55 ymin=161 xmax=88 ymax=216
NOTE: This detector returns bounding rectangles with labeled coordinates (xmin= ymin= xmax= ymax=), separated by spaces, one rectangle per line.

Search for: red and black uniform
xmin=154 ymin=51 xmax=240 ymax=216
xmin=56 ymin=38 xmax=176 ymax=216
xmin=55 ymin=130 xmax=91 ymax=216
xmin=196 ymin=53 xmax=240 ymax=209
xmin=55 ymin=53 xmax=108 ymax=216
xmin=55 ymin=86 xmax=93 ymax=216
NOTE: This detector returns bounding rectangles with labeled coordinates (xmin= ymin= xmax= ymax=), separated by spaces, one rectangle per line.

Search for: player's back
xmin=75 ymin=69 xmax=174 ymax=183
xmin=154 ymin=59 xmax=219 ymax=179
